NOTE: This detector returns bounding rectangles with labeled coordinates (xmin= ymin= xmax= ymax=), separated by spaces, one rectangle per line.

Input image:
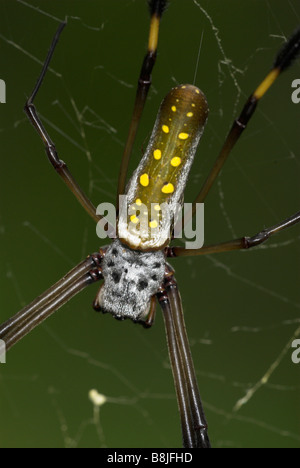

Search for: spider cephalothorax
xmin=94 ymin=239 xmax=165 ymax=323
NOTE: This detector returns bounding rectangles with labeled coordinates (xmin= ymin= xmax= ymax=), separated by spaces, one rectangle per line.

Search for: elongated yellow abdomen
xmin=118 ymin=84 xmax=209 ymax=250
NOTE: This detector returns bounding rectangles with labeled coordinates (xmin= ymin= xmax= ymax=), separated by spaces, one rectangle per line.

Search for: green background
xmin=0 ymin=0 xmax=299 ymax=448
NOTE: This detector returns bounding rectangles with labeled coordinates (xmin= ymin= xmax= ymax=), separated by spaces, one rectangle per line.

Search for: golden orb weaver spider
xmin=0 ymin=0 xmax=300 ymax=448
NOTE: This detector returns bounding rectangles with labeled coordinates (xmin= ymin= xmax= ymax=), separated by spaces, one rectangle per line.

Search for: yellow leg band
xmin=254 ymin=68 xmax=280 ymax=100
xmin=148 ymin=16 xmax=160 ymax=52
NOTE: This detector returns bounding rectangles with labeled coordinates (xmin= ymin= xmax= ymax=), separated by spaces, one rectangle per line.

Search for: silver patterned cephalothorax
xmin=93 ymin=84 xmax=209 ymax=324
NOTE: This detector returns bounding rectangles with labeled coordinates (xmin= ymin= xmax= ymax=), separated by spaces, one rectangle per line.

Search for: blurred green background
xmin=0 ymin=0 xmax=299 ymax=448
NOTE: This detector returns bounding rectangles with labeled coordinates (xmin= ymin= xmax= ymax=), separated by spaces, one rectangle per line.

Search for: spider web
xmin=0 ymin=0 xmax=299 ymax=448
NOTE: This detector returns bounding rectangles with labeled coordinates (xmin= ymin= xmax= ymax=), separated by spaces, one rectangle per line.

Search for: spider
xmin=0 ymin=0 xmax=300 ymax=448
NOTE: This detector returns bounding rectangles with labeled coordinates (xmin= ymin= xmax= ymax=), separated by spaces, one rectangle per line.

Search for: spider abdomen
xmin=118 ymin=84 xmax=209 ymax=251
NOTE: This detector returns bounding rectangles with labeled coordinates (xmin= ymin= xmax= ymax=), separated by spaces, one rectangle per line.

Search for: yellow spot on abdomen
xmin=178 ymin=132 xmax=189 ymax=140
xmin=171 ymin=157 xmax=181 ymax=167
xmin=153 ymin=149 xmax=162 ymax=160
xmin=136 ymin=198 xmax=142 ymax=206
xmin=171 ymin=105 xmax=177 ymax=112
xmin=130 ymin=215 xmax=139 ymax=224
xmin=162 ymin=125 xmax=169 ymax=134
xmin=140 ymin=173 xmax=149 ymax=187
xmin=162 ymin=183 xmax=174 ymax=194
xmin=186 ymin=112 xmax=193 ymax=117
xmin=149 ymin=220 xmax=158 ymax=228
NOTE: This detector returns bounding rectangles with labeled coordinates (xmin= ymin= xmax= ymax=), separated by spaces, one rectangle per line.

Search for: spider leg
xmin=157 ymin=270 xmax=210 ymax=448
xmin=116 ymin=0 xmax=168 ymax=205
xmin=159 ymin=292 xmax=195 ymax=448
xmin=168 ymin=210 xmax=300 ymax=257
xmin=184 ymin=27 xmax=300 ymax=224
xmin=24 ymin=21 xmax=111 ymax=228
xmin=0 ymin=253 xmax=104 ymax=351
